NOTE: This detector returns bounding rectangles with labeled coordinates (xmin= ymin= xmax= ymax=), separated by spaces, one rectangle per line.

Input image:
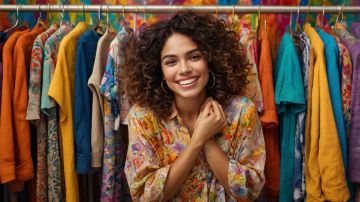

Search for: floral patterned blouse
xmin=125 ymin=96 xmax=266 ymax=201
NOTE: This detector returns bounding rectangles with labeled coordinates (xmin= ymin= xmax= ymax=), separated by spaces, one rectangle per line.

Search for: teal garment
xmin=318 ymin=29 xmax=354 ymax=202
xmin=274 ymin=32 xmax=306 ymax=202
xmin=317 ymin=29 xmax=347 ymax=167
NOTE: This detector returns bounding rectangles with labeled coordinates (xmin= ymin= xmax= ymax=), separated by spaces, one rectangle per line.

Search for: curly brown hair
xmin=121 ymin=11 xmax=250 ymax=119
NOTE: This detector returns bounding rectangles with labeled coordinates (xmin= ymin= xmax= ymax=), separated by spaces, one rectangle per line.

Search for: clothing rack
xmin=0 ymin=5 xmax=359 ymax=14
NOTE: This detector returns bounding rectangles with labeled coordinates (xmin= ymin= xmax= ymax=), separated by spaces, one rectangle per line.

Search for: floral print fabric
xmin=27 ymin=24 xmax=58 ymax=202
xmin=42 ymin=24 xmax=73 ymax=201
xmin=99 ymin=27 xmax=132 ymax=202
xmin=125 ymin=96 xmax=265 ymax=201
xmin=239 ymin=28 xmax=264 ymax=112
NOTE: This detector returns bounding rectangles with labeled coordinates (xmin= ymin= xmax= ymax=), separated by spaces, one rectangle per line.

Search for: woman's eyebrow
xmin=161 ymin=48 xmax=200 ymax=62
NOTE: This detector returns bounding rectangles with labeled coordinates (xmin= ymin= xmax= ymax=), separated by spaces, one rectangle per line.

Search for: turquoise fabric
xmin=317 ymin=29 xmax=347 ymax=167
xmin=274 ymin=32 xmax=306 ymax=202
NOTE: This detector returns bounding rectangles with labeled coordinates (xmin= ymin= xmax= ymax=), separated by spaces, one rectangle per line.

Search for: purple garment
xmin=334 ymin=22 xmax=360 ymax=182
xmin=351 ymin=22 xmax=360 ymax=38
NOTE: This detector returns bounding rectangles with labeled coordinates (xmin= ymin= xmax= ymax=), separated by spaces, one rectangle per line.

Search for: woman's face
xmin=160 ymin=32 xmax=209 ymax=101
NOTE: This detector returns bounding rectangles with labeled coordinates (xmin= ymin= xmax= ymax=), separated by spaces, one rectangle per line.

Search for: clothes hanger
xmin=93 ymin=4 xmax=105 ymax=35
xmin=60 ymin=4 xmax=70 ymax=26
xmin=335 ymin=4 xmax=344 ymax=25
xmin=295 ymin=4 xmax=302 ymax=33
xmin=106 ymin=4 xmax=116 ymax=33
xmin=5 ymin=4 xmax=20 ymax=33
xmin=287 ymin=8 xmax=293 ymax=36
xmin=36 ymin=5 xmax=46 ymax=28
xmin=256 ymin=4 xmax=261 ymax=35
xmin=316 ymin=5 xmax=325 ymax=29
xmin=215 ymin=4 xmax=219 ymax=19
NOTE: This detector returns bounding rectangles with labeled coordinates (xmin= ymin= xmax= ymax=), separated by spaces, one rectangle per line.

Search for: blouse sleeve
xmin=124 ymin=106 xmax=170 ymax=201
xmin=227 ymin=102 xmax=266 ymax=200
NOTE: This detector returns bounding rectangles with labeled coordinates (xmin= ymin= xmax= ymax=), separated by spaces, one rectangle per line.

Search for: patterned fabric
xmin=334 ymin=22 xmax=360 ymax=182
xmin=125 ymin=96 xmax=265 ymax=201
xmin=323 ymin=26 xmax=353 ymax=138
xmin=99 ymin=27 xmax=132 ymax=201
xmin=27 ymin=25 xmax=58 ymax=202
xmin=338 ymin=37 xmax=353 ymax=137
xmin=26 ymin=24 xmax=57 ymax=120
xmin=42 ymin=24 xmax=73 ymax=201
xmin=293 ymin=32 xmax=310 ymax=202
xmin=239 ymin=28 xmax=264 ymax=112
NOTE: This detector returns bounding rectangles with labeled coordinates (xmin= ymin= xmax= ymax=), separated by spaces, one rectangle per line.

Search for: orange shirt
xmin=0 ymin=29 xmax=29 ymax=184
xmin=258 ymin=30 xmax=280 ymax=199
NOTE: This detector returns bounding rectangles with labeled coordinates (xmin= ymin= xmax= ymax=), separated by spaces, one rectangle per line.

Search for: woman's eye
xmin=165 ymin=59 xmax=176 ymax=66
xmin=189 ymin=55 xmax=201 ymax=61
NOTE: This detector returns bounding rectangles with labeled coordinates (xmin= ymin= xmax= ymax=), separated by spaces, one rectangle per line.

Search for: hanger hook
xmin=216 ymin=4 xmax=219 ymax=18
xmin=82 ymin=3 xmax=86 ymax=21
xmin=295 ymin=4 xmax=300 ymax=25
xmin=341 ymin=4 xmax=344 ymax=21
xmin=106 ymin=4 xmax=110 ymax=26
xmin=257 ymin=4 xmax=261 ymax=31
xmin=232 ymin=5 xmax=235 ymax=20
xmin=321 ymin=5 xmax=325 ymax=27
xmin=122 ymin=4 xmax=125 ymax=20
xmin=37 ymin=5 xmax=42 ymax=23
xmin=16 ymin=4 xmax=19 ymax=20
xmin=335 ymin=5 xmax=341 ymax=24
xmin=98 ymin=4 xmax=101 ymax=21
xmin=144 ymin=3 xmax=147 ymax=25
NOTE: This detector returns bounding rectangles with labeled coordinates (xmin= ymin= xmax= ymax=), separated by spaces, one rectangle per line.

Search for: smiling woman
xmin=121 ymin=12 xmax=266 ymax=201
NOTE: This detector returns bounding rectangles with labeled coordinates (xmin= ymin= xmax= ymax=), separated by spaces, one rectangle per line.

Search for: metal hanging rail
xmin=0 ymin=4 xmax=359 ymax=14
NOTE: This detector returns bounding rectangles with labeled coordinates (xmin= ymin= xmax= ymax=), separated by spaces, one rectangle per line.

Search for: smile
xmin=176 ymin=77 xmax=199 ymax=86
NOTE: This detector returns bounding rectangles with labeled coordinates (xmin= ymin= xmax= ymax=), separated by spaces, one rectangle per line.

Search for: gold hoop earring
xmin=161 ymin=80 xmax=167 ymax=92
xmin=207 ymin=71 xmax=216 ymax=89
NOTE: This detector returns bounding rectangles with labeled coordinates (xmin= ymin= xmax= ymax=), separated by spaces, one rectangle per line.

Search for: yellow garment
xmin=48 ymin=22 xmax=87 ymax=202
xmin=304 ymin=24 xmax=349 ymax=202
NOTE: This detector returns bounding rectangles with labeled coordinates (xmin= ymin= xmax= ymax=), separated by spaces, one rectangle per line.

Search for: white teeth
xmin=178 ymin=78 xmax=197 ymax=85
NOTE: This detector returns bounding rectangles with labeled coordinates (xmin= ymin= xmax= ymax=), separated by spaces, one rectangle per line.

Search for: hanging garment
xmin=99 ymin=27 xmax=132 ymax=202
xmin=88 ymin=29 xmax=115 ymax=168
xmin=351 ymin=22 xmax=360 ymax=38
xmin=48 ymin=21 xmax=87 ymax=202
xmin=26 ymin=23 xmax=58 ymax=202
xmin=42 ymin=23 xmax=73 ymax=201
xmin=304 ymin=41 xmax=316 ymax=202
xmin=0 ymin=30 xmax=30 ymax=183
xmin=318 ymin=28 xmax=348 ymax=171
xmin=334 ymin=22 xmax=360 ymax=183
xmin=0 ymin=26 xmax=27 ymax=115
xmin=319 ymin=28 xmax=354 ymax=201
xmin=0 ymin=31 xmax=9 ymax=111
xmin=293 ymin=31 xmax=311 ymax=202
xmin=274 ymin=32 xmax=306 ymax=202
xmin=73 ymin=29 xmax=100 ymax=174
xmin=258 ymin=29 xmax=280 ymax=201
xmin=0 ymin=29 xmax=29 ymax=184
xmin=323 ymin=26 xmax=353 ymax=137
xmin=304 ymin=23 xmax=349 ymax=201
xmin=9 ymin=22 xmax=46 ymax=194
xmin=239 ymin=28 xmax=264 ymax=112
xmin=125 ymin=96 xmax=265 ymax=201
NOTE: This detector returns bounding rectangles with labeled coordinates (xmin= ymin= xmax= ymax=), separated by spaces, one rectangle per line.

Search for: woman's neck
xmin=174 ymin=92 xmax=207 ymax=120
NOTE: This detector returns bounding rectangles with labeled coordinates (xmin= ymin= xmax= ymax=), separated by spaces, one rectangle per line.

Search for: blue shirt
xmin=274 ymin=32 xmax=306 ymax=202
xmin=74 ymin=29 xmax=100 ymax=173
